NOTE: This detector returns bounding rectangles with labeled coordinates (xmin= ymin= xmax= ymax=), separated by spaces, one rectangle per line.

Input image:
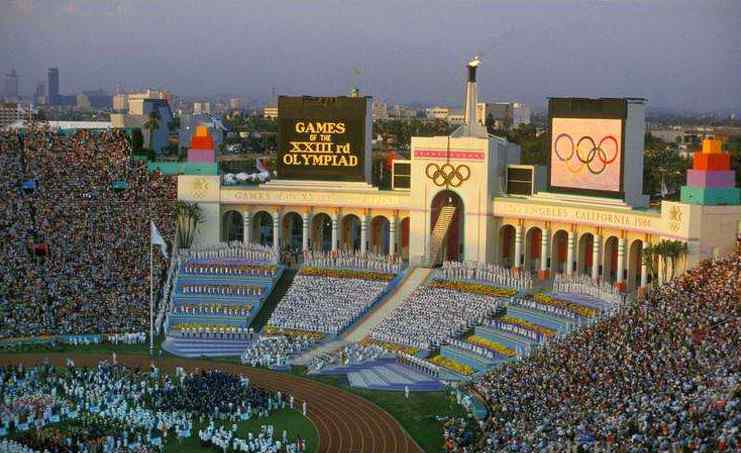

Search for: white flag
xmin=151 ymin=221 xmax=169 ymax=259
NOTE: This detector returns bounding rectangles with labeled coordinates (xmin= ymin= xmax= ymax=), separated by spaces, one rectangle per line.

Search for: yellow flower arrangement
xmin=429 ymin=280 xmax=517 ymax=298
xmin=533 ymin=292 xmax=599 ymax=318
xmin=263 ymin=325 xmax=325 ymax=340
xmin=359 ymin=338 xmax=419 ymax=355
xmin=300 ymin=267 xmax=395 ymax=281
xmin=429 ymin=355 xmax=474 ymax=376
xmin=466 ymin=335 xmax=516 ymax=357
xmin=499 ymin=316 xmax=557 ymax=337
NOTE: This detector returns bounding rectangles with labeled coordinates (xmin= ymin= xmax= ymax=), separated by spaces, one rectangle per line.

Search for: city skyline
xmin=2 ymin=0 xmax=740 ymax=114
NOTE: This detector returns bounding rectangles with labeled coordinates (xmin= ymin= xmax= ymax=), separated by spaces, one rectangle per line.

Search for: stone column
xmin=639 ymin=240 xmax=648 ymax=297
xmin=360 ymin=215 xmax=369 ymax=254
xmin=272 ymin=211 xmax=280 ymax=254
xmin=302 ymin=212 xmax=310 ymax=252
xmin=389 ymin=216 xmax=398 ymax=256
xmin=331 ymin=214 xmax=339 ymax=252
xmin=592 ymin=235 xmax=601 ymax=281
xmin=566 ymin=231 xmax=575 ymax=276
xmin=513 ymin=225 xmax=523 ymax=270
xmin=243 ymin=210 xmax=252 ymax=243
xmin=539 ymin=228 xmax=550 ymax=280
xmin=616 ymin=237 xmax=626 ymax=290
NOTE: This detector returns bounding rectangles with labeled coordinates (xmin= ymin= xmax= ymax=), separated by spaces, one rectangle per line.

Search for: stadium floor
xmin=0 ymin=353 xmax=422 ymax=453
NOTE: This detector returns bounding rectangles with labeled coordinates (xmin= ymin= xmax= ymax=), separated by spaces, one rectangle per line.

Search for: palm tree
xmin=144 ymin=110 xmax=161 ymax=152
xmin=667 ymin=240 xmax=688 ymax=280
xmin=176 ymin=201 xmax=203 ymax=249
xmin=642 ymin=244 xmax=659 ymax=286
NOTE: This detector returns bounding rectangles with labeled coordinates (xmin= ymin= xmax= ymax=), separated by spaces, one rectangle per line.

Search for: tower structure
xmin=681 ymin=138 xmax=740 ymax=205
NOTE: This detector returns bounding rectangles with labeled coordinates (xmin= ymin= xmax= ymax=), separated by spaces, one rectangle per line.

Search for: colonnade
xmin=499 ymin=223 xmax=654 ymax=292
xmin=230 ymin=208 xmax=406 ymax=256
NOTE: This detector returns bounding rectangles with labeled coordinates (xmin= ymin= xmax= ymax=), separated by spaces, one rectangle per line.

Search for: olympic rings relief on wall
xmin=425 ymin=163 xmax=471 ymax=188
xmin=550 ymin=117 xmax=622 ymax=192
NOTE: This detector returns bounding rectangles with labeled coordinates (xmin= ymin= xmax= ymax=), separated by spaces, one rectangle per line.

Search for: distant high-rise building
xmin=511 ymin=102 xmax=531 ymax=128
xmin=372 ymin=100 xmax=388 ymax=120
xmin=113 ymin=94 xmax=128 ymax=111
xmin=48 ymin=68 xmax=59 ymax=105
xmin=76 ymin=94 xmax=91 ymax=110
xmin=4 ymin=69 xmax=19 ymax=100
xmin=229 ymin=98 xmax=241 ymax=111
xmin=34 ymin=82 xmax=46 ymax=99
xmin=193 ymin=101 xmax=210 ymax=115
xmin=263 ymin=105 xmax=278 ymax=120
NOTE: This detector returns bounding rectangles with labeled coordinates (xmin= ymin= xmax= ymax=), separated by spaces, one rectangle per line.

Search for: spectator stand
xmin=161 ymin=242 xmax=285 ymax=357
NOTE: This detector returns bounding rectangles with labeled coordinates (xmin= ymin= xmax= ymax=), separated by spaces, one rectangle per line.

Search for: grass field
xmin=293 ymin=369 xmax=467 ymax=453
xmin=166 ymin=408 xmax=317 ymax=453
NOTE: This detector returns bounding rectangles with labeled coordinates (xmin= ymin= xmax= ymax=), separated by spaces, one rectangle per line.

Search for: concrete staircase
xmin=292 ymin=267 xmax=433 ymax=365
xmin=429 ymin=205 xmax=456 ymax=266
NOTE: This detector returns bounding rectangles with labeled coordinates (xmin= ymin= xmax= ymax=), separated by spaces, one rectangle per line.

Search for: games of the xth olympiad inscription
xmin=277 ymin=96 xmax=368 ymax=182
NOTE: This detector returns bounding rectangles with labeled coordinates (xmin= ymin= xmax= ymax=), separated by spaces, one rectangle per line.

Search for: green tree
xmin=175 ymin=201 xmax=203 ymax=249
xmin=144 ymin=110 xmax=161 ymax=152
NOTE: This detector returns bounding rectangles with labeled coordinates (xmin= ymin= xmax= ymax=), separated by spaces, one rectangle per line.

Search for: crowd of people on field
xmin=469 ymin=247 xmax=740 ymax=452
xmin=0 ymin=361 xmax=305 ymax=452
xmin=240 ymin=335 xmax=317 ymax=369
xmin=370 ymin=285 xmax=502 ymax=350
xmin=268 ymin=275 xmax=388 ymax=336
xmin=307 ymin=342 xmax=391 ymax=372
xmin=0 ymin=125 xmax=176 ymax=339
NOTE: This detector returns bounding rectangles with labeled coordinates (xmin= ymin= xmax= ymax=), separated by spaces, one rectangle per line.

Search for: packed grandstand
xmin=0 ymin=125 xmax=176 ymax=339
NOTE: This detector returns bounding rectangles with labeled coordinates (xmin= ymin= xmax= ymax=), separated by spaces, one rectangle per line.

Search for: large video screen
xmin=277 ymin=96 xmax=367 ymax=182
xmin=549 ymin=117 xmax=623 ymax=193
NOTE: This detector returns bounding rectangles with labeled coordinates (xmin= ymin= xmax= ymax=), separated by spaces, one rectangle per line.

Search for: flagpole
xmin=150 ymin=234 xmax=154 ymax=356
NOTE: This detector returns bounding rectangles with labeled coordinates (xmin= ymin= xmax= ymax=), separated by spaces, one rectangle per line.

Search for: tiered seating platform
xmin=161 ymin=336 xmax=254 ymax=358
xmin=163 ymin=258 xmax=283 ymax=357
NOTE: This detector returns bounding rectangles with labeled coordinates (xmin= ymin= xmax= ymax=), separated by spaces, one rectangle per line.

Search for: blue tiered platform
xmin=434 ymin=292 xmax=607 ymax=380
xmin=312 ymin=357 xmax=445 ymax=392
xmin=162 ymin=258 xmax=284 ymax=357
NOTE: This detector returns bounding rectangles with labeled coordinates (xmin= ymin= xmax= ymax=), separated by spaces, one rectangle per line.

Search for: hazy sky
xmin=2 ymin=0 xmax=740 ymax=113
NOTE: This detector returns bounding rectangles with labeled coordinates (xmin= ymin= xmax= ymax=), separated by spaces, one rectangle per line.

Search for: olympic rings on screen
xmin=553 ymin=134 xmax=619 ymax=175
xmin=425 ymin=163 xmax=471 ymax=187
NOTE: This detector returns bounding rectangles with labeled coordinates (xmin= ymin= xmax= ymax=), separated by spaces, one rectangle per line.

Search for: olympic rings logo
xmin=425 ymin=163 xmax=471 ymax=187
xmin=553 ymin=134 xmax=619 ymax=175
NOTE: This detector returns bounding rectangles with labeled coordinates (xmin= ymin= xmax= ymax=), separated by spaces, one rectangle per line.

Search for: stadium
xmin=1 ymin=58 xmax=739 ymax=453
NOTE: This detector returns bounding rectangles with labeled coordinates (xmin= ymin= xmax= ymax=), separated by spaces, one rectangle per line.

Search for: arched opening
xmin=400 ymin=217 xmax=410 ymax=260
xmin=252 ymin=211 xmax=274 ymax=247
xmin=525 ymin=227 xmax=542 ymax=272
xmin=222 ymin=210 xmax=244 ymax=243
xmin=282 ymin=212 xmax=303 ymax=252
xmin=499 ymin=225 xmax=516 ymax=268
xmin=430 ymin=190 xmax=465 ymax=262
xmin=370 ymin=216 xmax=390 ymax=255
xmin=341 ymin=214 xmax=361 ymax=251
xmin=628 ymin=239 xmax=643 ymax=290
xmin=551 ymin=230 xmax=569 ymax=274
xmin=603 ymin=236 xmax=619 ymax=283
xmin=577 ymin=233 xmax=594 ymax=276
xmin=311 ymin=213 xmax=333 ymax=252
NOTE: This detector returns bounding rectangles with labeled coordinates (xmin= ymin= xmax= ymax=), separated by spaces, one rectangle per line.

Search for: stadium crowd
xmin=370 ymin=286 xmax=501 ymax=350
xmin=0 ymin=124 xmax=176 ymax=339
xmin=267 ymin=275 xmax=388 ymax=335
xmin=470 ymin=248 xmax=741 ymax=451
